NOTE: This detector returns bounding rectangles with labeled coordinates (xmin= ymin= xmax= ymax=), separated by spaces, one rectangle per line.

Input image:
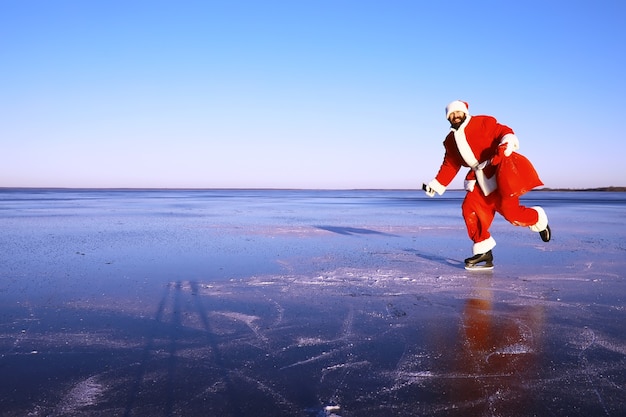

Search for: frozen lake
xmin=1 ymin=189 xmax=625 ymax=416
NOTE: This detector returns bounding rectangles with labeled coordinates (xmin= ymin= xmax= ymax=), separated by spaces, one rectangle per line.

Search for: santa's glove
xmin=500 ymin=134 xmax=519 ymax=156
xmin=491 ymin=134 xmax=519 ymax=166
xmin=422 ymin=180 xmax=445 ymax=197
xmin=422 ymin=183 xmax=436 ymax=197
xmin=422 ymin=184 xmax=435 ymax=198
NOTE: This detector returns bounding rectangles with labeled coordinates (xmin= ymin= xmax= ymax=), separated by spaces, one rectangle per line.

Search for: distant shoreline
xmin=1 ymin=187 xmax=625 ymax=192
xmin=536 ymin=187 xmax=626 ymax=192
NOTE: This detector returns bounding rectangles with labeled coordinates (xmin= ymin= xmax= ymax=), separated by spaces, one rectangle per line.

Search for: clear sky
xmin=1 ymin=0 xmax=625 ymax=189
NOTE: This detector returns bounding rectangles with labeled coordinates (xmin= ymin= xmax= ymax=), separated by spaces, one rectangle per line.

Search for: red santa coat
xmin=435 ymin=115 xmax=512 ymax=195
xmin=434 ymin=115 xmax=541 ymax=197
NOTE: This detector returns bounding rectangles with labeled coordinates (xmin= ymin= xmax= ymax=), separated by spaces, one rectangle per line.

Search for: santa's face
xmin=448 ymin=111 xmax=466 ymax=129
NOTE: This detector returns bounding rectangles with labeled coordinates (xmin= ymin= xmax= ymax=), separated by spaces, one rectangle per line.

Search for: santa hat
xmin=445 ymin=100 xmax=469 ymax=119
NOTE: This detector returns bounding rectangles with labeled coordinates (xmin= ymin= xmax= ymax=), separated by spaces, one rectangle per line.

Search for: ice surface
xmin=0 ymin=189 xmax=625 ymax=416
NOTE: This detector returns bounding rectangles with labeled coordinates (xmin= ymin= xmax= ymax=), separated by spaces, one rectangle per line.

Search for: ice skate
xmin=539 ymin=224 xmax=551 ymax=242
xmin=464 ymin=250 xmax=494 ymax=270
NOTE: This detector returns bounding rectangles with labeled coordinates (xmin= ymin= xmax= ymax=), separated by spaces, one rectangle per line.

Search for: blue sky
xmin=1 ymin=0 xmax=625 ymax=189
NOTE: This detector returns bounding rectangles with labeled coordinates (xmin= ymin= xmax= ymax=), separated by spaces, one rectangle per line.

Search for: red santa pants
xmin=461 ymin=187 xmax=539 ymax=253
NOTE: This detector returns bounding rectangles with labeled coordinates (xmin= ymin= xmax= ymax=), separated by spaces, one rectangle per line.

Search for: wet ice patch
xmin=321 ymin=403 xmax=342 ymax=417
xmin=214 ymin=311 xmax=260 ymax=327
xmin=211 ymin=311 xmax=267 ymax=342
xmin=305 ymin=402 xmax=342 ymax=417
xmin=297 ymin=337 xmax=328 ymax=346
xmin=575 ymin=327 xmax=626 ymax=356
xmin=486 ymin=343 xmax=534 ymax=362
xmin=54 ymin=375 xmax=105 ymax=414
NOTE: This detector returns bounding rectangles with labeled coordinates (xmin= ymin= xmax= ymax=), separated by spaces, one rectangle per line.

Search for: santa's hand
xmin=500 ymin=134 xmax=519 ymax=157
xmin=423 ymin=179 xmax=445 ymax=196
xmin=422 ymin=183 xmax=436 ymax=198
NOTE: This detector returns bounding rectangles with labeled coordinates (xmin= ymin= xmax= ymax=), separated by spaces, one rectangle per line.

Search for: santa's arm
xmin=424 ymin=148 xmax=462 ymax=196
xmin=493 ymin=121 xmax=519 ymax=156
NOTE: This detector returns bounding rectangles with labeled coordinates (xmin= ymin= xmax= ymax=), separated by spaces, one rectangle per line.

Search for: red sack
xmin=495 ymin=152 xmax=543 ymax=198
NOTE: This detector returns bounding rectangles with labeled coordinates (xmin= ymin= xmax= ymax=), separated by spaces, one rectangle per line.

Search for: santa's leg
xmin=462 ymin=189 xmax=498 ymax=258
xmin=499 ymin=198 xmax=551 ymax=242
xmin=529 ymin=206 xmax=551 ymax=242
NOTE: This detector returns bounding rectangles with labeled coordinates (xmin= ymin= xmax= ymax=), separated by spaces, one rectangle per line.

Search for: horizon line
xmin=1 ymin=186 xmax=625 ymax=192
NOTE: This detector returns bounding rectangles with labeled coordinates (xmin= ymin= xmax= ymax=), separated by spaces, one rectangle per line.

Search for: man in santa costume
xmin=423 ymin=100 xmax=551 ymax=269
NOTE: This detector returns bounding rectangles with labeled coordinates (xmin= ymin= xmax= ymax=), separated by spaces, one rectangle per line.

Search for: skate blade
xmin=464 ymin=264 xmax=494 ymax=271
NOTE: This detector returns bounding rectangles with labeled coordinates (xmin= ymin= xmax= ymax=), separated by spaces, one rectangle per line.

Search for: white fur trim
xmin=464 ymin=179 xmax=476 ymax=192
xmin=453 ymin=117 xmax=477 ymax=166
xmin=453 ymin=116 xmax=497 ymax=196
xmin=528 ymin=206 xmax=548 ymax=232
xmin=476 ymin=172 xmax=497 ymax=196
xmin=500 ymin=133 xmax=520 ymax=156
xmin=473 ymin=236 xmax=496 ymax=255
xmin=446 ymin=100 xmax=469 ymax=119
xmin=427 ymin=179 xmax=446 ymax=195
